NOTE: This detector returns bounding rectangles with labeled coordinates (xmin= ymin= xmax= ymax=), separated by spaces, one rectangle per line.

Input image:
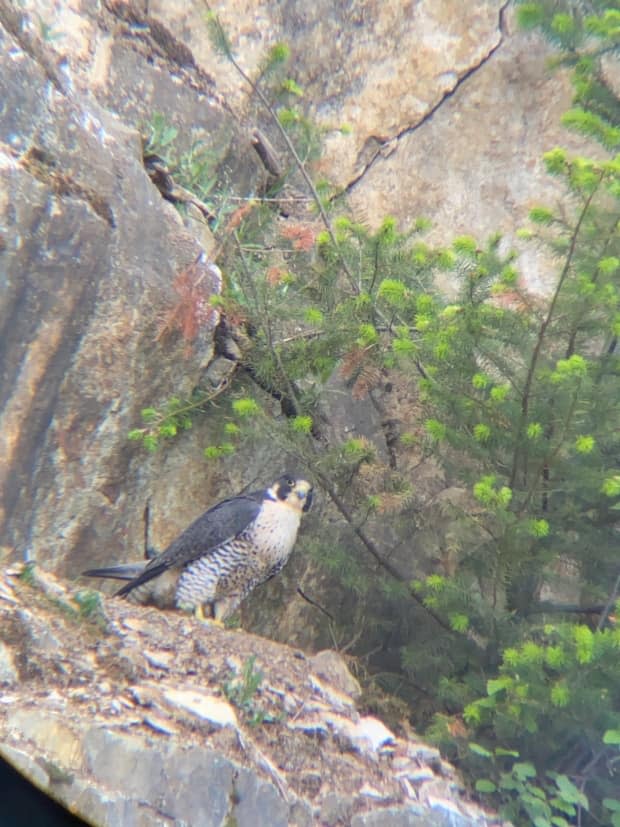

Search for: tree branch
xmin=313 ymin=469 xmax=461 ymax=638
xmin=509 ymin=179 xmax=602 ymax=490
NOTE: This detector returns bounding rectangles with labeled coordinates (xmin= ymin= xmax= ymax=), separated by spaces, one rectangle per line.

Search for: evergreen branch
xmin=215 ymin=195 xmax=314 ymax=204
xmin=508 ymin=177 xmax=602 ymax=490
xmin=273 ymin=330 xmax=323 ymax=346
xmin=371 ymin=670 xmax=433 ymax=699
xmin=313 ymin=469 xmax=463 ymax=638
xmin=229 ymin=230 xmax=304 ymax=418
xmin=203 ymin=3 xmax=359 ymax=295
xmin=474 ymin=342 xmax=525 ymax=396
xmin=242 ymin=362 xmax=298 ymax=418
xmin=336 ymin=624 xmax=368 ymax=655
xmin=264 ymin=312 xmax=304 ymax=416
xmin=519 ymin=379 xmax=581 ymax=516
xmin=129 ymin=379 xmax=232 ymax=447
xmin=564 ymin=219 xmax=618 ymax=360
xmin=519 ymin=192 xmax=612 ymax=515
xmin=155 ymin=386 xmax=230 ymax=423
xmin=368 ymin=236 xmax=381 ymax=296
xmin=229 ymin=230 xmax=262 ymax=312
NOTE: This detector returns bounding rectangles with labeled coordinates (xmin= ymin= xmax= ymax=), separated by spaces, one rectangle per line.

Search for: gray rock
xmin=309 ymin=649 xmax=362 ymax=699
xmin=319 ymin=791 xmax=354 ymax=826
xmin=0 ymin=0 xmax=252 ymax=576
xmin=162 ymin=687 xmax=238 ymax=728
xmin=351 ymin=805 xmax=441 ymax=827
xmin=0 ymin=744 xmax=49 ymax=789
xmin=0 ymin=640 xmax=18 ymax=685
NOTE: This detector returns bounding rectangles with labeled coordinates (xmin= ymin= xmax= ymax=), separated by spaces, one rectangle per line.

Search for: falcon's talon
xmin=82 ymin=474 xmax=313 ymax=623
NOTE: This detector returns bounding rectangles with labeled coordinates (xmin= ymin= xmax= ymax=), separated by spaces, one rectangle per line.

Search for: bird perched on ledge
xmin=83 ymin=474 xmax=313 ymax=622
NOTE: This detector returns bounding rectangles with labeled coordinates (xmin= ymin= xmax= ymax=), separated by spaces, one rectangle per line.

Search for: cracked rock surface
xmin=0 ymin=0 xmax=251 ymax=574
xmin=156 ymin=0 xmax=593 ymax=280
xmin=0 ymin=565 xmax=508 ymax=826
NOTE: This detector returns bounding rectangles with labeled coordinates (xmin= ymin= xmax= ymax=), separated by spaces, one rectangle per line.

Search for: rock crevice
xmin=343 ymin=0 xmax=511 ymax=195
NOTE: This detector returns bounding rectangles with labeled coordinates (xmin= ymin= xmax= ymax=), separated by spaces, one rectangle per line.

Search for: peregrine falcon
xmin=83 ymin=474 xmax=313 ymax=621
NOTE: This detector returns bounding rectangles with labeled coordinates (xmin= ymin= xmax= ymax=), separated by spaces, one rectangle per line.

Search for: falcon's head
xmin=268 ymin=474 xmax=313 ymax=513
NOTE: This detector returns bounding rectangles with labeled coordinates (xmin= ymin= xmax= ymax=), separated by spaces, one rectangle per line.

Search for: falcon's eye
xmin=286 ymin=478 xmax=295 ymax=486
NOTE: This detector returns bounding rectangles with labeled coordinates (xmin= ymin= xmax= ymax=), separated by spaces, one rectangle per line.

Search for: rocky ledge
xmin=0 ymin=564 xmax=507 ymax=827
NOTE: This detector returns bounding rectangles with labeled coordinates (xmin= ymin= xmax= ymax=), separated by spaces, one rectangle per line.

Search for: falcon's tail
xmin=82 ymin=563 xmax=145 ymax=582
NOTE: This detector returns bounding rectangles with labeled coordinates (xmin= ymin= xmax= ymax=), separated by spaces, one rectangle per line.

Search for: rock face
xmin=155 ymin=0 xmax=587 ymax=261
xmin=0 ymin=565 xmax=508 ymax=827
xmin=0 ymin=0 xmax=251 ymax=574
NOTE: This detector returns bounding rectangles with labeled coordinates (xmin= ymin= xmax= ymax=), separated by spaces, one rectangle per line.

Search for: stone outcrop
xmin=0 ymin=564 xmax=508 ymax=826
xmin=155 ymin=1 xmax=590 ymax=271
xmin=0 ymin=0 xmax=257 ymax=577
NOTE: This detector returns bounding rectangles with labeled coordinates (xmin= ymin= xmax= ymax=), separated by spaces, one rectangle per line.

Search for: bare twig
xmin=251 ymin=128 xmax=284 ymax=178
xmin=296 ymin=587 xmax=334 ymax=622
xmin=596 ymin=570 xmax=620 ymax=631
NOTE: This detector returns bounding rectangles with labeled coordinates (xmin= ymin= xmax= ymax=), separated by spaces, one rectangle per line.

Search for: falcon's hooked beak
xmin=295 ymin=479 xmax=314 ymax=513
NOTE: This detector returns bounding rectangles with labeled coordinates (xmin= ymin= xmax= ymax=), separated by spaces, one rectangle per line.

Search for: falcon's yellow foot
xmin=194 ymin=604 xmax=224 ymax=626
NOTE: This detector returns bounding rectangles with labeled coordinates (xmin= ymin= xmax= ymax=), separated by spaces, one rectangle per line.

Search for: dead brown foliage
xmin=280 ymin=223 xmax=316 ymax=252
xmin=156 ymin=257 xmax=219 ymax=355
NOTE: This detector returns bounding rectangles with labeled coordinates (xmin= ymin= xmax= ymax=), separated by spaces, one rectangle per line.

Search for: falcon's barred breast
xmin=83 ymin=474 xmax=313 ymax=621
